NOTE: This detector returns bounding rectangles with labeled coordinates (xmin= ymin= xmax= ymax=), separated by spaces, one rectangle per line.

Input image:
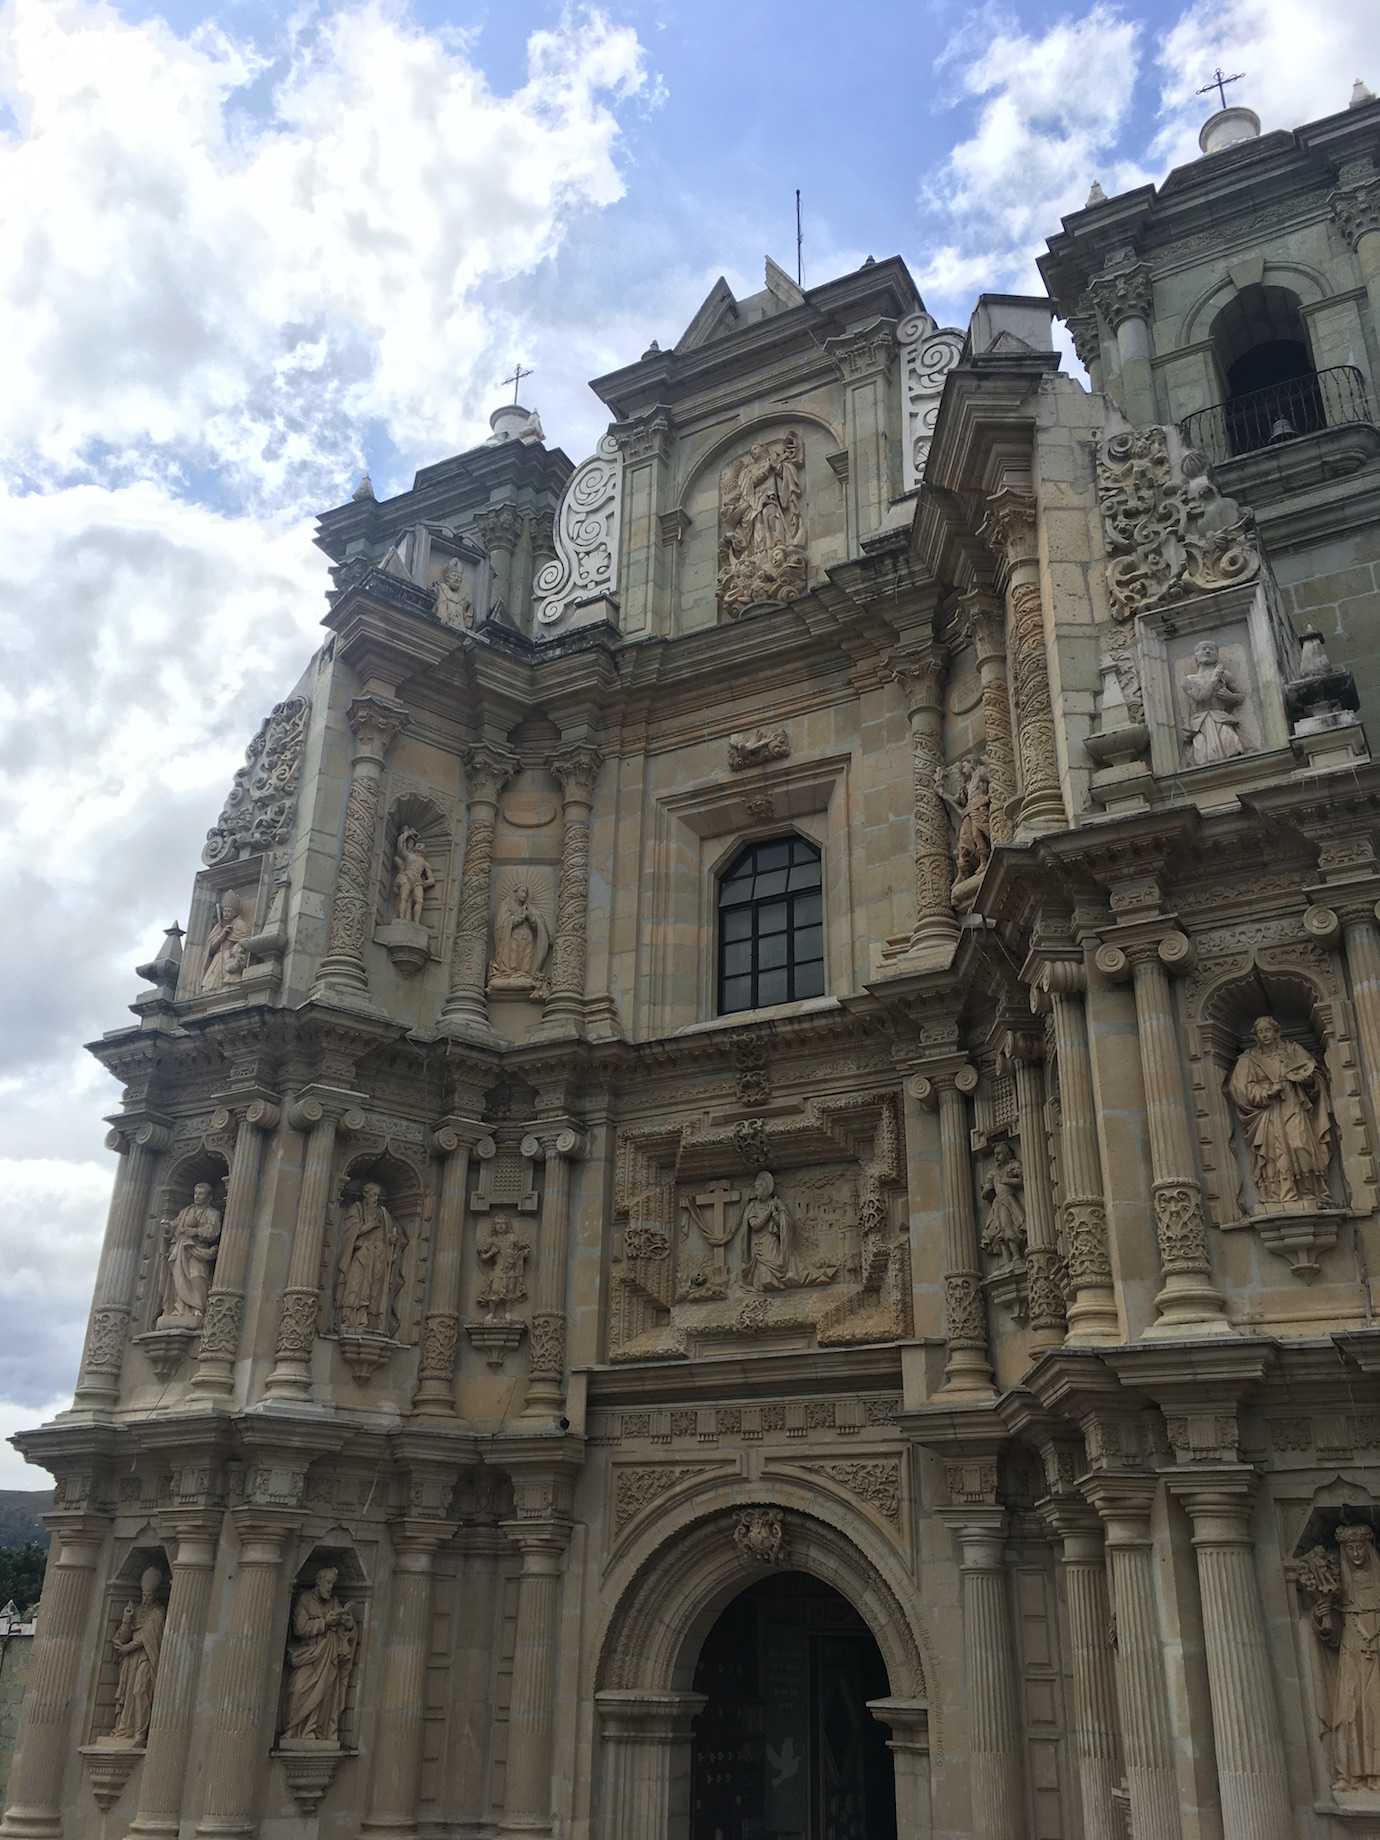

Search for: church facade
xmin=9 ymin=86 xmax=1380 ymax=1840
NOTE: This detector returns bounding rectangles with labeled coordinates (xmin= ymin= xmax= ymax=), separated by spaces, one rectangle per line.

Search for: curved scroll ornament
xmin=1095 ymin=427 xmax=1259 ymax=622
xmin=898 ymin=310 xmax=964 ymax=490
xmin=534 ymin=432 xmax=623 ymax=626
xmin=203 ymin=696 xmax=311 ymax=865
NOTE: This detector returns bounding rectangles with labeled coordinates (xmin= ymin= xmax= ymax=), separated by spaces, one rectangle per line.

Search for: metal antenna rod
xmin=796 ymin=189 xmax=803 ymax=289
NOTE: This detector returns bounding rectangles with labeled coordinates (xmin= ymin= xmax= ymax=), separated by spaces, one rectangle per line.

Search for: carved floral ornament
xmin=1096 ymin=426 xmax=1260 ymax=622
xmin=203 ymin=696 xmax=311 ymax=865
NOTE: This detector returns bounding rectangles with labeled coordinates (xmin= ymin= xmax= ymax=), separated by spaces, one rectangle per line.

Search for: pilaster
xmin=189 ymin=1098 xmax=282 ymax=1399
xmin=311 ymin=695 xmax=408 ymax=1006
xmin=913 ymin=1065 xmax=994 ymax=1396
xmin=437 ymin=744 xmax=518 ymax=1043
xmin=982 ymin=487 xmax=1066 ymax=837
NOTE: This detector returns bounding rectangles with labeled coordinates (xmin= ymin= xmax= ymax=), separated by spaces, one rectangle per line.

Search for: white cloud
xmin=1152 ymin=0 xmax=1375 ymax=169
xmin=0 ymin=0 xmax=651 ymax=510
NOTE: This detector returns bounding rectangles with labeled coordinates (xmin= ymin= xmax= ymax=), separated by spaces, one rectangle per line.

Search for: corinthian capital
xmin=462 ymin=742 xmax=519 ymax=806
xmin=1088 ymin=262 xmax=1153 ymax=331
xmin=887 ymin=648 xmax=946 ymax=711
xmin=980 ymin=486 xmax=1038 ymax=570
xmin=1330 ymin=180 xmax=1380 ymax=250
xmin=548 ymin=744 xmax=603 ymax=800
xmin=347 ymin=693 xmax=408 ymax=762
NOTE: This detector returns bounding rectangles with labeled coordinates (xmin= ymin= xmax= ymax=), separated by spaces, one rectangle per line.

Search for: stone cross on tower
xmin=501 ymin=362 xmax=533 ymax=404
xmin=1197 ymin=66 xmax=1245 ymax=111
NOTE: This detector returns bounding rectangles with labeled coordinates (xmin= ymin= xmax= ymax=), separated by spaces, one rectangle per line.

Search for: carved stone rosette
xmin=313 ymin=696 xmax=408 ymax=1002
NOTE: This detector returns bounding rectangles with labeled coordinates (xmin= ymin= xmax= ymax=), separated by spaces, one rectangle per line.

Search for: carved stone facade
xmin=14 ymin=94 xmax=1380 ymax=1840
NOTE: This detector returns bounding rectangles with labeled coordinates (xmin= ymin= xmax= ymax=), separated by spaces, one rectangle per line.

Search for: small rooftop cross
xmin=1197 ymin=66 xmax=1245 ymax=112
xmin=500 ymin=362 xmax=533 ymax=404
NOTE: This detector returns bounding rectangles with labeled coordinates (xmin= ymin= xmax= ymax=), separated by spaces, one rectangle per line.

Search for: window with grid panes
xmin=717 ymin=836 xmax=824 ymax=1015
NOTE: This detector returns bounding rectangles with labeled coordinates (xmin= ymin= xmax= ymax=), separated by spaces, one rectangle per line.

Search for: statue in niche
xmin=741 ymin=1170 xmax=799 ymax=1292
xmin=980 ymin=1141 xmax=1027 ymax=1265
xmin=487 ymin=883 xmax=551 ymax=997
xmin=1298 ymin=1518 xmax=1380 ymax=1794
xmin=434 ymin=559 xmax=473 ymax=631
xmin=1181 ymin=639 xmax=1249 ymax=766
xmin=1228 ymin=1015 xmax=1334 ymax=1209
xmin=936 ymin=757 xmax=993 ymax=884
xmin=108 ymin=1568 xmax=165 ymax=1746
xmin=280 ymin=1565 xmax=358 ymax=1745
xmin=200 ymin=889 xmax=250 ymax=992
xmin=392 ymin=826 xmax=435 ymax=924
xmin=717 ymin=432 xmax=806 ymax=614
xmin=475 ymin=1215 xmax=530 ymax=1320
xmin=156 ymin=1182 xmax=222 ymax=1328
xmin=335 ymin=1181 xmax=404 ymax=1337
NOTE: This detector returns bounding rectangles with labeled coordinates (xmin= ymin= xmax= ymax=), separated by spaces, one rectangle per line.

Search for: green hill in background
xmin=0 ymin=1492 xmax=52 ymax=1550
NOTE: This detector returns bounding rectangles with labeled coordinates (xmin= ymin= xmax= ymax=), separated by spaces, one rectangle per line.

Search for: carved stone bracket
xmin=465 ymin=1317 xmax=527 ymax=1370
xmin=80 ymin=1745 xmax=141 ymax=1811
xmin=274 ymin=1742 xmax=352 ymax=1814
xmin=534 ymin=432 xmax=623 ymax=627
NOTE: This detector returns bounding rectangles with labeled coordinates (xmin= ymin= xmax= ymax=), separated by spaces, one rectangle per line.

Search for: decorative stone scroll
xmin=203 ymin=695 xmax=310 ymax=864
xmin=534 ymin=432 xmax=622 ymax=626
xmin=898 ymin=310 xmax=964 ymax=490
xmin=1095 ymin=427 xmax=1260 ymax=623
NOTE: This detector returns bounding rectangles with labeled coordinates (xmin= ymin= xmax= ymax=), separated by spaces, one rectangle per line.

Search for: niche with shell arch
xmin=1191 ymin=955 xmax=1369 ymax=1280
xmin=276 ymin=1539 xmax=370 ymax=1754
xmin=672 ymin=413 xmax=845 ymax=635
xmin=87 ymin=1533 xmax=169 ymax=1746
xmin=375 ymin=792 xmax=452 ymax=977
xmin=321 ymin=1147 xmax=428 ymax=1382
xmin=137 ymin=1147 xmax=230 ymax=1334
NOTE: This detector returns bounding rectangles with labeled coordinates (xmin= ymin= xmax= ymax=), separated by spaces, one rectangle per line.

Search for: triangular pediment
xmin=675 ymin=276 xmax=740 ymax=352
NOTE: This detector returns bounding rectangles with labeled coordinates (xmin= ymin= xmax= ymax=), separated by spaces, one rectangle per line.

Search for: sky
xmin=0 ymin=0 xmax=1372 ymax=1487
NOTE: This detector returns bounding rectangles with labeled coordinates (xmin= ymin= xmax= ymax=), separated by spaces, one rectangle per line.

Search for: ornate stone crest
xmin=733 ymin=1506 xmax=785 ymax=1566
xmin=203 ymin=696 xmax=311 ymax=864
xmin=534 ymin=432 xmax=622 ymax=626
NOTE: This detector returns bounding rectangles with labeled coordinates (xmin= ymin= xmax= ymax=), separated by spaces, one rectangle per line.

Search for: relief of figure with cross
xmin=681 ymin=1179 xmax=744 ymax=1284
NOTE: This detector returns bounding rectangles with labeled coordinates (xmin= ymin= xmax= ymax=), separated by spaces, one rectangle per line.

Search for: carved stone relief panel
xmin=534 ymin=431 xmax=623 ymax=630
xmin=608 ymin=1095 xmax=908 ymax=1362
xmin=716 ymin=432 xmax=807 ymax=618
xmin=203 ymin=695 xmax=311 ymax=866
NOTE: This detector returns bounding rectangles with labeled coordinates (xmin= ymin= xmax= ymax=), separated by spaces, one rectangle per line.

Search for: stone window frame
xmin=647 ymin=751 xmax=855 ymax=1035
xmin=714 ymin=832 xmax=825 ymax=1016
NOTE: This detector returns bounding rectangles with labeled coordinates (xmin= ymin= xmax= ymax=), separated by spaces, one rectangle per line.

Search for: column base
xmin=1064 ymin=1294 xmax=1123 ymax=1345
xmin=1145 ymin=1275 xmax=1232 ymax=1337
xmin=433 ymin=1010 xmax=505 ymax=1048
xmin=0 ymin=1811 xmax=63 ymax=1839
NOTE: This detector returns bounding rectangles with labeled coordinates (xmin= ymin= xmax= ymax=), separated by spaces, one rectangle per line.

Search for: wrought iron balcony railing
xmin=1178 ymin=364 xmax=1375 ymax=465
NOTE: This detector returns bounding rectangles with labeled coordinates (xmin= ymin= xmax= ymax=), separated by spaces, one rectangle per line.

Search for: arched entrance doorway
xmin=690 ymin=1570 xmax=896 ymax=1840
xmin=594 ymin=1500 xmax=932 ymax=1839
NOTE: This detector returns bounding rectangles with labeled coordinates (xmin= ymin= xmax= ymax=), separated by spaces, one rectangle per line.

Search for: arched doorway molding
xmin=593 ymin=1484 xmax=934 ymax=1839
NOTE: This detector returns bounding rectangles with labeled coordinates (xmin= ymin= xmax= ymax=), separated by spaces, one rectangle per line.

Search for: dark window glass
xmin=716 ymin=836 xmax=827 ymax=1014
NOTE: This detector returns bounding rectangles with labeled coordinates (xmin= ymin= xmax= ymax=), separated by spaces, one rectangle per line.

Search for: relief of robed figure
xmin=156 ymin=1181 xmax=222 ymax=1328
xmin=334 ymin=1181 xmax=406 ymax=1338
xmin=741 ymin=1170 xmax=798 ymax=1292
xmin=280 ymin=1565 xmax=358 ymax=1746
xmin=108 ymin=1568 xmax=165 ymax=1746
xmin=1299 ymin=1519 xmax=1380 ymax=1796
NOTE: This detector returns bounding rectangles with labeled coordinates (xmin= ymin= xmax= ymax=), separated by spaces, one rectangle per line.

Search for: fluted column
xmin=193 ymin=1520 xmax=289 ymax=1840
xmin=1004 ymin=1031 xmax=1064 ymax=1350
xmin=361 ymin=1533 xmax=444 ymax=1840
xmin=915 ymin=1067 xmax=993 ymax=1396
xmin=312 ymin=695 xmax=408 ymax=1001
xmin=1166 ymin=1473 xmax=1293 ymax=1840
xmin=437 ymin=744 xmax=517 ymax=1040
xmin=445 ymin=1509 xmax=506 ymax=1834
xmin=539 ymin=745 xmax=603 ymax=1035
xmin=263 ymin=1094 xmax=363 ymax=1400
xmin=0 ymin=1524 xmax=105 ymax=1839
xmin=967 ymin=593 xmax=1016 ymax=846
xmin=72 ymin=1120 xmax=170 ymax=1410
xmin=1089 ymin=263 xmax=1155 ymax=425
xmin=1095 ymin=936 xmax=1229 ymax=1334
xmin=1084 ymin=1477 xmax=1180 ymax=1840
xmin=500 ymin=1525 xmax=568 ymax=1831
xmin=519 ymin=1128 xmax=581 ymax=1422
xmin=945 ymin=1511 xmax=1024 ymax=1840
xmin=595 ymin=1692 xmax=705 ymax=1840
xmin=413 ymin=1121 xmax=490 ymax=1417
xmin=124 ymin=1518 xmax=221 ymax=1840
xmin=890 ymin=651 xmax=956 ymax=954
xmin=190 ymin=1100 xmax=281 ymax=1398
xmin=1035 ymin=958 xmax=1120 ymax=1341
xmin=982 ymin=488 xmax=1066 ymax=837
xmin=1043 ymin=1503 xmax=1122 ymax=1840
